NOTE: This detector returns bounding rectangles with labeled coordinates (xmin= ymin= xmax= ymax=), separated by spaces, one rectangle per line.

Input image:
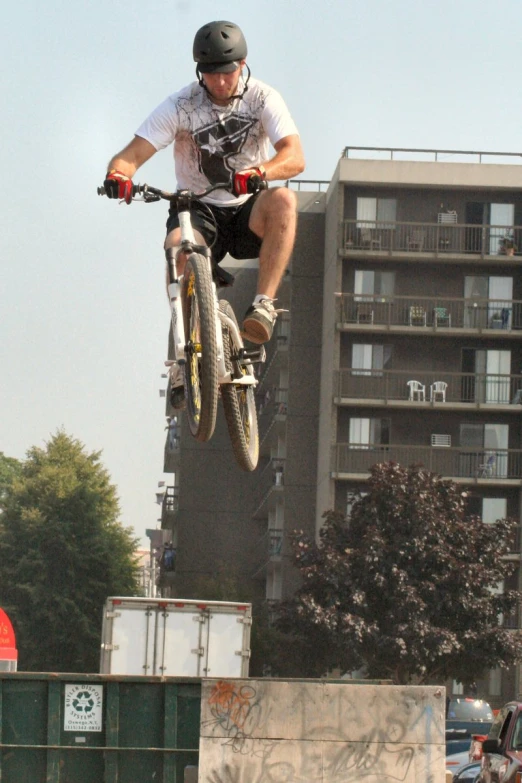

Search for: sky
xmin=2 ymin=0 xmax=521 ymax=546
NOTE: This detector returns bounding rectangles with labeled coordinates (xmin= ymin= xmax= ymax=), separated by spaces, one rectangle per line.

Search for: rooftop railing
xmin=342 ymin=219 xmax=521 ymax=257
xmin=335 ymin=369 xmax=522 ymax=407
xmin=285 ymin=179 xmax=330 ymax=191
xmin=342 ymin=146 xmax=522 ymax=164
xmin=337 ymin=293 xmax=521 ymax=332
xmin=331 ymin=444 xmax=522 ymax=482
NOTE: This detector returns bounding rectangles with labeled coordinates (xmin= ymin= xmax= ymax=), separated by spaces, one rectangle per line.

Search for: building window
xmin=464 ymin=275 xmax=513 ymax=329
xmin=489 ymin=668 xmax=502 ymax=697
xmin=452 ymin=680 xmax=464 ymax=696
xmin=352 ymin=344 xmax=392 ymax=376
xmin=460 ymin=423 xmax=509 ymax=478
xmin=354 ymin=270 xmax=395 ymax=301
xmin=349 ymin=418 xmax=390 ymax=449
xmin=357 ymin=197 xmax=397 ymax=229
xmin=346 ymin=490 xmax=367 ymax=517
xmin=461 ymin=348 xmax=511 ymax=404
xmin=482 ymin=497 xmax=507 ymax=524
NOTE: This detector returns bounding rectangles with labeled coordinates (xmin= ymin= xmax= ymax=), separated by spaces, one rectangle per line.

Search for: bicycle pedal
xmin=239 ymin=346 xmax=266 ymax=364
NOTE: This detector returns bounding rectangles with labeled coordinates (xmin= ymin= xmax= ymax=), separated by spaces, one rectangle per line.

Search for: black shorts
xmin=165 ymin=194 xmax=262 ymax=264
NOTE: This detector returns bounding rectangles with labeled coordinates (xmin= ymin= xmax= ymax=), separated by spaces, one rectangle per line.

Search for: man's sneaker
xmin=169 ymin=364 xmax=186 ymax=410
xmin=242 ymin=298 xmax=278 ymax=344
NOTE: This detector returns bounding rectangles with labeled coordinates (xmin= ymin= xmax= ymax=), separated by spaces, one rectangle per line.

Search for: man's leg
xmin=242 ymin=187 xmax=298 ymax=344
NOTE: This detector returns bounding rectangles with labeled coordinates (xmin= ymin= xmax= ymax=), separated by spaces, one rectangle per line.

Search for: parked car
xmin=479 ymin=700 xmax=522 ymax=782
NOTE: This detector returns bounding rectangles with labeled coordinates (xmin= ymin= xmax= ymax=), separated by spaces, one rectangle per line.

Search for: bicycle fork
xmin=165 ymin=244 xmax=226 ymax=381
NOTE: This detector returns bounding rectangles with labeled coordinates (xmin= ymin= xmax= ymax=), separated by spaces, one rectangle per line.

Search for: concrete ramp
xmin=199 ymin=679 xmax=446 ymax=782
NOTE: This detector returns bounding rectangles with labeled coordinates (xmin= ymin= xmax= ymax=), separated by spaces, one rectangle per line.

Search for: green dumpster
xmin=0 ymin=672 xmax=200 ymax=783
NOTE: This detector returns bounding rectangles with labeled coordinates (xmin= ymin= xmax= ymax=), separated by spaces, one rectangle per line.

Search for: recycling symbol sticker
xmin=64 ymin=684 xmax=103 ymax=732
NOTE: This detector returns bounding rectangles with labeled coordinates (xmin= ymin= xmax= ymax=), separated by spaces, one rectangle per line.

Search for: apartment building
xmin=160 ymin=147 xmax=522 ymax=702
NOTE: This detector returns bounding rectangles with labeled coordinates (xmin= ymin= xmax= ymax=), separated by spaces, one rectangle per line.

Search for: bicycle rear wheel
xmin=219 ymin=300 xmax=259 ymax=471
xmin=181 ymin=253 xmax=218 ymax=442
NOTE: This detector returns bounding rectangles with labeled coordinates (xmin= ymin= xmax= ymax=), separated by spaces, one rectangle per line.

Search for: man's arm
xmin=107 ymin=136 xmax=158 ymax=178
xmin=262 ymin=135 xmax=305 ymax=182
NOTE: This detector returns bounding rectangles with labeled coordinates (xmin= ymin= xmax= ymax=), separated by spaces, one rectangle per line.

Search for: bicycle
xmin=98 ymin=181 xmax=264 ymax=472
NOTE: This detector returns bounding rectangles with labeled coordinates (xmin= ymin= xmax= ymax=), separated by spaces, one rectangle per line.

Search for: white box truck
xmin=100 ymin=596 xmax=252 ymax=677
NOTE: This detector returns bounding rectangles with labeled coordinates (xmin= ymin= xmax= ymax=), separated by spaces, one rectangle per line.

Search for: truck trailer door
xmin=108 ymin=604 xmax=156 ymax=675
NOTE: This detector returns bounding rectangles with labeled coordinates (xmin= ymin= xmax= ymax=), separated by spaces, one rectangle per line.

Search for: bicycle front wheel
xmin=219 ymin=300 xmax=259 ymax=471
xmin=181 ymin=253 xmax=218 ymax=442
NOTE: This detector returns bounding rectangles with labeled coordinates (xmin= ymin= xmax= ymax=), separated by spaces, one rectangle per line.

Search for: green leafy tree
xmin=0 ymin=432 xmax=140 ymax=672
xmin=0 ymin=452 xmax=22 ymax=503
xmin=276 ymin=462 xmax=522 ymax=684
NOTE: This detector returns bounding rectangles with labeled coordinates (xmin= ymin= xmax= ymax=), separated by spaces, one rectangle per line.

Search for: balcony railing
xmin=252 ymin=458 xmax=286 ymax=519
xmin=335 ymin=369 xmax=522 ymax=407
xmin=252 ymin=529 xmax=284 ymax=580
xmin=257 ymin=386 xmax=288 ymax=440
xmin=338 ymin=293 xmax=521 ymax=332
xmin=162 ymin=486 xmax=179 ymax=516
xmin=331 ymin=444 xmax=522 ymax=482
xmin=341 ymin=220 xmax=521 ymax=257
xmin=257 ymin=315 xmax=290 ymax=391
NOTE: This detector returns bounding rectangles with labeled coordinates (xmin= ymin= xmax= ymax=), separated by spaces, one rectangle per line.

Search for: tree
xmin=0 ymin=452 xmax=22 ymax=502
xmin=276 ymin=462 xmax=522 ymax=684
xmin=0 ymin=432 xmax=140 ymax=672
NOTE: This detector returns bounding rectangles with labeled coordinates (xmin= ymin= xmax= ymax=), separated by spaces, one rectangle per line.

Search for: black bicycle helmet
xmin=193 ymin=21 xmax=247 ymax=73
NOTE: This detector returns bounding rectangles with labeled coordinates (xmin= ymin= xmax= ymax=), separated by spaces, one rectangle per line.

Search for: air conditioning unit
xmin=431 ymin=434 xmax=451 ymax=448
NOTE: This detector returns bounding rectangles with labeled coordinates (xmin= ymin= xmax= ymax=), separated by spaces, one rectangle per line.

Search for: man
xmin=103 ymin=20 xmax=305 ymax=404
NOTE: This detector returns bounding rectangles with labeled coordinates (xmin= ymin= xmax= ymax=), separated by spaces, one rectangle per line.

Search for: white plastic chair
xmin=430 ymin=381 xmax=447 ymax=402
xmin=407 ymin=380 xmax=426 ymax=401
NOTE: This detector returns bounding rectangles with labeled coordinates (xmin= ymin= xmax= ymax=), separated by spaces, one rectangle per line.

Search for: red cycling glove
xmin=232 ymin=166 xmax=267 ymax=196
xmin=104 ymin=169 xmax=133 ymax=204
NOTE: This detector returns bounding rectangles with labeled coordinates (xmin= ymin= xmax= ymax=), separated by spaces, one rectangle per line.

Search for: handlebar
xmin=97 ymin=180 xmax=268 ymax=201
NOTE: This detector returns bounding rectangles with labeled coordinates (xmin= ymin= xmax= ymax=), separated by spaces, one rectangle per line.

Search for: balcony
xmin=258 ymin=387 xmax=288 ymax=449
xmin=335 ymin=369 xmax=522 ymax=411
xmin=338 ymin=293 xmax=521 ymax=335
xmin=252 ymin=528 xmax=284 ymax=579
xmin=257 ymin=315 xmax=290 ymax=390
xmin=252 ymin=458 xmax=286 ymax=519
xmin=162 ymin=486 xmax=179 ymax=519
xmin=331 ymin=444 xmax=522 ymax=485
xmin=163 ymin=424 xmax=181 ymax=473
xmin=341 ymin=219 xmax=522 ymax=260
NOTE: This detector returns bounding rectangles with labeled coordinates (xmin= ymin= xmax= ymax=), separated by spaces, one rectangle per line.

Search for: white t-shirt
xmin=135 ymin=75 xmax=299 ymax=206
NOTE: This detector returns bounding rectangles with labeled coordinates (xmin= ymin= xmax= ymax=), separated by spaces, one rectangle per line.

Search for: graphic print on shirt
xmin=192 ymin=114 xmax=256 ymax=185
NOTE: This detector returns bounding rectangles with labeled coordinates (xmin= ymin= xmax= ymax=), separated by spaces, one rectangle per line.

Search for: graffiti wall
xmin=199 ymin=679 xmax=446 ymax=783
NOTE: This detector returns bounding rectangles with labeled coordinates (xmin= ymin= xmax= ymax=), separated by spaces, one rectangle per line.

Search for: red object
xmin=233 ymin=167 xmax=266 ymax=196
xmin=469 ymin=734 xmax=487 ymax=761
xmin=0 ymin=608 xmax=17 ymax=661
xmin=105 ymin=169 xmax=133 ymax=204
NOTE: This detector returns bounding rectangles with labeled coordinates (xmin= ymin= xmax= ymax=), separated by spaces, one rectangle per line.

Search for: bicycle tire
xmin=219 ymin=299 xmax=259 ymax=471
xmin=181 ymin=253 xmax=218 ymax=442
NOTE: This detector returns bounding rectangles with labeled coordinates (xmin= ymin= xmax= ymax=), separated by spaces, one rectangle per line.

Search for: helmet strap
xmin=196 ymin=65 xmax=251 ymax=103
